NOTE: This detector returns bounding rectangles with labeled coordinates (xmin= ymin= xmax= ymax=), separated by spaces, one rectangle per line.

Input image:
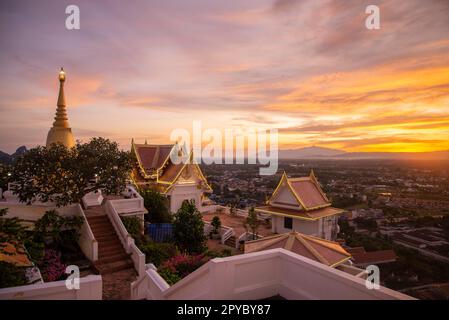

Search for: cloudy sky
xmin=1 ymin=0 xmax=449 ymax=153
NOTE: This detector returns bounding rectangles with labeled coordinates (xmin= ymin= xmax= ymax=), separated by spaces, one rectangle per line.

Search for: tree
xmin=244 ymin=207 xmax=260 ymax=240
xmin=173 ymin=200 xmax=206 ymax=254
xmin=0 ymin=164 xmax=12 ymax=192
xmin=11 ymin=137 xmax=132 ymax=207
xmin=140 ymin=189 xmax=171 ymax=223
xmin=210 ymin=216 xmax=221 ymax=236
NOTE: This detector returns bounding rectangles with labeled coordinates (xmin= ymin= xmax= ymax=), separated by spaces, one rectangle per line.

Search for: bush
xmin=205 ymin=249 xmax=232 ymax=258
xmin=40 ymin=249 xmax=66 ymax=282
xmin=158 ymin=253 xmax=209 ymax=284
xmin=140 ymin=242 xmax=178 ymax=267
xmin=33 ymin=210 xmax=84 ymax=251
xmin=173 ymin=200 xmax=206 ymax=254
xmin=157 ymin=268 xmax=181 ymax=285
xmin=121 ymin=216 xmax=142 ymax=240
xmin=140 ymin=189 xmax=171 ymax=223
xmin=0 ymin=262 xmax=27 ymax=288
xmin=211 ymin=216 xmax=221 ymax=235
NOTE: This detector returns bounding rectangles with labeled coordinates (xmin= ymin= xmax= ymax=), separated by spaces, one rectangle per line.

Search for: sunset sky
xmin=1 ymin=0 xmax=449 ymax=154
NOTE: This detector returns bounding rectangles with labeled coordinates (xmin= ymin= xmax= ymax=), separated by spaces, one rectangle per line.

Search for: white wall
xmin=0 ymin=203 xmax=78 ymax=222
xmin=139 ymin=249 xmax=413 ymax=300
xmin=272 ymin=215 xmax=319 ymax=236
xmin=168 ymin=184 xmax=202 ymax=213
xmin=0 ymin=275 xmax=102 ymax=300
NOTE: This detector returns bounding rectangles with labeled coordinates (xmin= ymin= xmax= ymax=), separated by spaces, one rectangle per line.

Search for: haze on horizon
xmin=1 ymin=0 xmax=449 ymax=154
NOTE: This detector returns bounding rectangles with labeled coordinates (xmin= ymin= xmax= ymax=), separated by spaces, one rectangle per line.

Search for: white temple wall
xmin=271 ymin=215 xmax=319 ymax=236
xmin=168 ymin=184 xmax=202 ymax=213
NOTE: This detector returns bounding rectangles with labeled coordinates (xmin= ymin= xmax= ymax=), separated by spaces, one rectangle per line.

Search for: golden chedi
xmin=46 ymin=68 xmax=75 ymax=148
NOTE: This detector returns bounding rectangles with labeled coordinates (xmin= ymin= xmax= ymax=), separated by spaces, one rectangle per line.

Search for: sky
xmin=0 ymin=0 xmax=449 ymax=154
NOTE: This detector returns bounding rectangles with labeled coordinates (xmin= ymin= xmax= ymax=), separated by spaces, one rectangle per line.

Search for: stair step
xmin=96 ymin=253 xmax=130 ymax=265
xmin=96 ymin=234 xmax=120 ymax=242
xmin=94 ymin=259 xmax=134 ymax=275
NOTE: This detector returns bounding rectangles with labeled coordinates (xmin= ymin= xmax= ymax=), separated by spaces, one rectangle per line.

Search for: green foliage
xmin=0 ymin=164 xmax=12 ymax=191
xmin=157 ymin=268 xmax=181 ymax=285
xmin=205 ymin=248 xmax=232 ymax=258
xmin=173 ymin=200 xmax=206 ymax=254
xmin=210 ymin=216 xmax=221 ymax=234
xmin=140 ymin=241 xmax=178 ymax=267
xmin=158 ymin=253 xmax=209 ymax=285
xmin=121 ymin=216 xmax=142 ymax=240
xmin=11 ymin=138 xmax=132 ymax=207
xmin=244 ymin=207 xmax=260 ymax=239
xmin=353 ymin=217 xmax=378 ymax=231
xmin=338 ymin=219 xmax=392 ymax=251
xmin=0 ymin=262 xmax=27 ymax=289
xmin=33 ymin=210 xmax=84 ymax=250
xmin=0 ymin=208 xmax=28 ymax=244
xmin=140 ymin=189 xmax=171 ymax=223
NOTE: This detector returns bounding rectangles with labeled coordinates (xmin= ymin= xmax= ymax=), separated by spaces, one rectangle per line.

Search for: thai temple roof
xmin=131 ymin=140 xmax=212 ymax=193
xmin=256 ymin=171 xmax=344 ymax=220
xmin=244 ymin=231 xmax=352 ymax=268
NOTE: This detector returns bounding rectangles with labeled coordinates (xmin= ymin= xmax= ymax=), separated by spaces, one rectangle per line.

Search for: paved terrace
xmin=202 ymin=211 xmax=274 ymax=238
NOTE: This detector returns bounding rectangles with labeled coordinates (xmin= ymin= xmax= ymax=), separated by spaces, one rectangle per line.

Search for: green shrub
xmin=140 ymin=242 xmax=178 ymax=267
xmin=33 ymin=210 xmax=84 ymax=250
xmin=205 ymin=248 xmax=233 ymax=258
xmin=0 ymin=262 xmax=27 ymax=288
xmin=211 ymin=216 xmax=221 ymax=235
xmin=173 ymin=200 xmax=206 ymax=254
xmin=158 ymin=253 xmax=209 ymax=285
xmin=139 ymin=189 xmax=171 ymax=223
xmin=121 ymin=216 xmax=142 ymax=240
xmin=158 ymin=268 xmax=181 ymax=285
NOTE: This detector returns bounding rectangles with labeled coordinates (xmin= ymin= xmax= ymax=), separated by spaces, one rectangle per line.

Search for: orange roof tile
xmin=289 ymin=179 xmax=329 ymax=209
xmin=0 ymin=241 xmax=33 ymax=267
xmin=255 ymin=205 xmax=344 ymax=220
xmin=244 ymin=232 xmax=352 ymax=267
xmin=347 ymin=249 xmax=397 ymax=265
xmin=133 ymin=143 xmax=173 ymax=176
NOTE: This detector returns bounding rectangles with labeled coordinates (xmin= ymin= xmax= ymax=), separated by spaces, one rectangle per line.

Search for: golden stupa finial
xmin=46 ymin=67 xmax=75 ymax=148
xmin=59 ymin=67 xmax=66 ymax=82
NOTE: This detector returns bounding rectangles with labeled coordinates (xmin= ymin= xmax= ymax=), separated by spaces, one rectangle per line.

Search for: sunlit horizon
xmin=1 ymin=0 xmax=449 ymax=154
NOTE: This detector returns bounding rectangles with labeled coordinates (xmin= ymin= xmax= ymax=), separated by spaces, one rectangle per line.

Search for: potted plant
xmin=210 ymin=216 xmax=221 ymax=239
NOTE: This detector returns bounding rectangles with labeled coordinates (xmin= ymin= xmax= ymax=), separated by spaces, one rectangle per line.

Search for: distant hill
xmin=279 ymin=146 xmax=346 ymax=159
xmin=279 ymin=146 xmax=449 ymax=160
xmin=0 ymin=146 xmax=27 ymax=165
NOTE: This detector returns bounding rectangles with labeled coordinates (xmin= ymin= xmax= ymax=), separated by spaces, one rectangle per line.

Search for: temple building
xmin=46 ymin=68 xmax=75 ymax=148
xmin=256 ymin=171 xmax=344 ymax=240
xmin=131 ymin=140 xmax=214 ymax=213
xmin=244 ymin=231 xmax=352 ymax=268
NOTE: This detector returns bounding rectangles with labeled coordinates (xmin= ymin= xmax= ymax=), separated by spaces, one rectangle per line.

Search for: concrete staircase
xmin=85 ymin=211 xmax=134 ymax=275
xmin=224 ymin=235 xmax=236 ymax=248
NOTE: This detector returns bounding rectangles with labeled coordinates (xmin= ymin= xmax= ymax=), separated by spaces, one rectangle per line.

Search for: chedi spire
xmin=46 ymin=68 xmax=75 ymax=148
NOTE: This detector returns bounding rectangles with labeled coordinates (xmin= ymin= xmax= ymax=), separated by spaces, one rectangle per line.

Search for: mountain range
xmin=278 ymin=146 xmax=449 ymax=160
xmin=0 ymin=146 xmax=27 ymax=165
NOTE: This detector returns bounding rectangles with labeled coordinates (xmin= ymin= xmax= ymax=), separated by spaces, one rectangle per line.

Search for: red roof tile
xmin=256 ymin=205 xmax=344 ymax=220
xmin=289 ymin=179 xmax=329 ymax=209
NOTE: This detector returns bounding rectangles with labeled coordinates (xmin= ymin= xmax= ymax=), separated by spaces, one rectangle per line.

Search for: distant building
xmin=255 ymin=170 xmax=344 ymax=240
xmin=131 ymin=140 xmax=213 ymax=213
xmin=345 ymin=247 xmax=397 ymax=268
xmin=46 ymin=68 xmax=75 ymax=148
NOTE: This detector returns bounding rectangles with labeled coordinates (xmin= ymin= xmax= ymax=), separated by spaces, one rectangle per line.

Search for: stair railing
xmin=221 ymin=226 xmax=235 ymax=244
xmin=104 ymin=200 xmax=145 ymax=276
